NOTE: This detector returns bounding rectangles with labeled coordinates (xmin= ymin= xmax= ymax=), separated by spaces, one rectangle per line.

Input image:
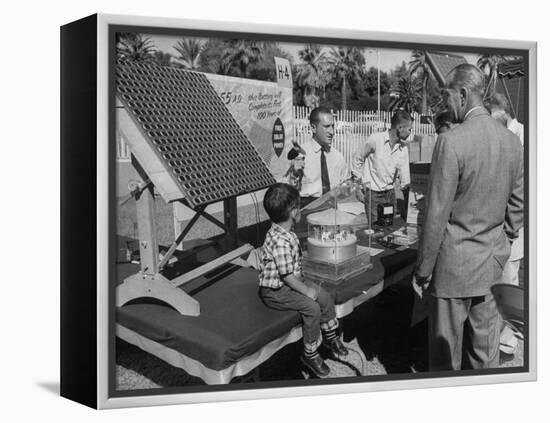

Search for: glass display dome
xmin=297 ymin=179 xmax=373 ymax=284
xmin=306 ymin=207 xmax=358 ymax=263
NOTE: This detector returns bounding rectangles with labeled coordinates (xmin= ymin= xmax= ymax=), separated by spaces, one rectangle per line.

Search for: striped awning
xmin=499 ymin=59 xmax=525 ymax=78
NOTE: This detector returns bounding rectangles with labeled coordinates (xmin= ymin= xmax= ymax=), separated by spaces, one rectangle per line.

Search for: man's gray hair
xmin=446 ymin=63 xmax=486 ymax=96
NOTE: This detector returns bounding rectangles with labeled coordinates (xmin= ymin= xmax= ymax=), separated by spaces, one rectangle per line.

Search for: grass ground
xmin=115 ymin=196 xmax=524 ymax=390
xmin=116 ymin=194 xmax=269 ymax=247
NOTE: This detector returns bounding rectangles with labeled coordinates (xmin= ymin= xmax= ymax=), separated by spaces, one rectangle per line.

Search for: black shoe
xmin=322 ymin=337 xmax=349 ymax=357
xmin=301 ymin=354 xmax=330 ymax=377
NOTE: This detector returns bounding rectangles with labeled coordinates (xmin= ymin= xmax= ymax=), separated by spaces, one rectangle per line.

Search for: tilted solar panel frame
xmin=115 ymin=61 xmax=276 ymax=207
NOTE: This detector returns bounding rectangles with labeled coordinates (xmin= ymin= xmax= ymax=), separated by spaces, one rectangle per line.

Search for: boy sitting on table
xmin=259 ymin=183 xmax=348 ymax=378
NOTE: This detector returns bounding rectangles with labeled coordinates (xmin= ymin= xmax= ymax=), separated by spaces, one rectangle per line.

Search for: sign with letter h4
xmin=274 ymin=57 xmax=293 ymax=88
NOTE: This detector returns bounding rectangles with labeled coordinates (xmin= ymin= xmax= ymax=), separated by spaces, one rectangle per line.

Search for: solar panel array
xmin=116 ymin=62 xmax=275 ymax=207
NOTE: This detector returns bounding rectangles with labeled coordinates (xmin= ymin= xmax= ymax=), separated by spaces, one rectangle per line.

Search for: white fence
xmin=294 ymin=106 xmax=435 ymax=165
xmin=116 ymin=107 xmax=436 ymax=164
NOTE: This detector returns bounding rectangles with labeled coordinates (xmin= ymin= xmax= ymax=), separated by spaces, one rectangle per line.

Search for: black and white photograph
xmin=79 ymin=15 xmax=536 ymax=404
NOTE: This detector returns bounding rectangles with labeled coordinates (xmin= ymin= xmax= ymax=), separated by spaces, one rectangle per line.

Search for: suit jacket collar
xmin=464 ymin=106 xmax=489 ymax=122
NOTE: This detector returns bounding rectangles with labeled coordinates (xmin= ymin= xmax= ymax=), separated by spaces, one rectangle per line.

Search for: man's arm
xmin=504 ymin=150 xmax=524 ymax=239
xmin=272 ymin=239 xmax=317 ymax=300
xmin=415 ymin=135 xmax=459 ymax=279
xmin=282 ymin=273 xmax=317 ymax=300
xmin=338 ymin=151 xmax=350 ymax=183
xmin=399 ymin=147 xmax=411 ymax=189
xmin=351 ymin=136 xmax=375 ymax=180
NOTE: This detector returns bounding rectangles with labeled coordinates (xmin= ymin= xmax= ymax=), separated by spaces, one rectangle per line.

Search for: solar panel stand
xmin=158 ymin=197 xmax=241 ymax=270
xmin=115 ymin=159 xmax=253 ymax=316
xmin=116 ymin=176 xmax=201 ymax=316
xmin=223 ymin=197 xmax=239 ymax=251
xmin=115 ymin=62 xmax=276 ymax=316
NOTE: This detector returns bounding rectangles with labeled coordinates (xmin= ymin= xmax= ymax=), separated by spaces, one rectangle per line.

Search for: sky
xmin=149 ymin=34 xmax=479 ymax=73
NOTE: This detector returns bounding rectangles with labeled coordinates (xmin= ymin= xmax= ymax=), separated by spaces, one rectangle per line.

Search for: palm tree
xmin=295 ymin=44 xmax=331 ymax=107
xmin=117 ymin=34 xmax=156 ymax=63
xmin=221 ymin=40 xmax=262 ymax=78
xmin=152 ymin=51 xmax=173 ymax=67
xmin=408 ymin=50 xmax=434 ymax=114
xmin=247 ymin=42 xmax=293 ymax=82
xmin=173 ymin=38 xmax=204 ymax=70
xmin=389 ymin=75 xmax=422 ymax=114
xmin=477 ymin=54 xmax=513 ymax=100
xmin=328 ymin=46 xmax=365 ymax=110
xmin=198 ymin=39 xmax=232 ymax=74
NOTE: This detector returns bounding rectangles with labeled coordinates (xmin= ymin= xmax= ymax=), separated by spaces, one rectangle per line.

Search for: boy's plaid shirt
xmin=259 ymin=223 xmax=302 ymax=288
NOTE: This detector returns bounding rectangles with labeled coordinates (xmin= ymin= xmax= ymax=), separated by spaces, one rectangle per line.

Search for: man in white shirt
xmin=486 ymin=92 xmax=525 ymax=360
xmin=291 ymin=107 xmax=349 ymax=207
xmin=351 ymin=110 xmax=412 ymax=225
xmin=487 ymin=93 xmax=524 ymax=145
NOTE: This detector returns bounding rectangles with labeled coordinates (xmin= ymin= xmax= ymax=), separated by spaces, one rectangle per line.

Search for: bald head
xmin=445 ymin=63 xmax=486 ymax=96
xmin=442 ymin=63 xmax=486 ymax=123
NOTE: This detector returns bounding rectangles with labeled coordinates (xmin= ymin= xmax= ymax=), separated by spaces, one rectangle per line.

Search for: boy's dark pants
xmin=260 ymin=284 xmax=337 ymax=352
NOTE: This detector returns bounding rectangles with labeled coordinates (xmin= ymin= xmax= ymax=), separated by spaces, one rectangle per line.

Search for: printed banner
xmin=205 ymin=73 xmax=294 ymax=181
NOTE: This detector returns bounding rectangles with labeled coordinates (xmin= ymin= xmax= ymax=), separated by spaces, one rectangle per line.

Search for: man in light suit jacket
xmin=412 ymin=64 xmax=523 ymax=371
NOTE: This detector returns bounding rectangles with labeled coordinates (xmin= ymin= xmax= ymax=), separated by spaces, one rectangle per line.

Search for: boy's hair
xmin=263 ymin=183 xmax=300 ymax=223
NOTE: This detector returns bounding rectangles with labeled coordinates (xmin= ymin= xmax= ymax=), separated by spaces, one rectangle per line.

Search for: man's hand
xmin=292 ymin=157 xmax=305 ymax=173
xmin=354 ymin=180 xmax=365 ymax=203
xmin=412 ymin=273 xmax=432 ymax=299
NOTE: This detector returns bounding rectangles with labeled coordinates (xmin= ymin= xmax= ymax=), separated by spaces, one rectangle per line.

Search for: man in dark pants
xmin=351 ymin=110 xmax=412 ymax=226
xmin=412 ymin=64 xmax=524 ymax=370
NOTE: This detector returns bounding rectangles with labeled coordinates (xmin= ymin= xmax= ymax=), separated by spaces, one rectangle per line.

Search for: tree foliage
xmin=152 ymin=51 xmax=173 ymax=67
xmin=173 ymin=38 xmax=204 ymax=70
xmin=363 ymin=66 xmax=391 ymax=97
xmin=197 ymin=39 xmax=233 ymax=74
xmin=220 ymin=40 xmax=263 ymax=78
xmin=328 ymin=46 xmax=365 ymax=110
xmin=117 ymin=33 xmax=156 ymax=63
xmin=115 ymin=34 xmax=447 ymax=113
xmin=408 ymin=50 xmax=436 ymax=114
xmin=247 ymin=42 xmax=294 ymax=82
xmin=389 ymin=75 xmax=422 ymax=114
xmin=294 ymin=45 xmax=332 ymax=108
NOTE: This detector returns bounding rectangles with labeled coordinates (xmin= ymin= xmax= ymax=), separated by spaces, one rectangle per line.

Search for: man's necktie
xmin=321 ymin=148 xmax=330 ymax=195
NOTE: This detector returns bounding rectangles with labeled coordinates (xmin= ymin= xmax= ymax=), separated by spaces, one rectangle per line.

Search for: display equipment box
xmin=303 ymin=245 xmax=372 ymax=285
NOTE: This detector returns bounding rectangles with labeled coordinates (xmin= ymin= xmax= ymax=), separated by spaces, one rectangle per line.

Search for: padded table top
xmin=116 ymin=228 xmax=417 ymax=372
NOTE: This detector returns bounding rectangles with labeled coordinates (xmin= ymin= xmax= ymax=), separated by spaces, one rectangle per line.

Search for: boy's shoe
xmin=321 ymin=337 xmax=349 ymax=357
xmin=301 ymin=354 xmax=330 ymax=377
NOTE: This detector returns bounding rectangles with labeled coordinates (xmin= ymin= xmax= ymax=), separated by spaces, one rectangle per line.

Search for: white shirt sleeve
xmin=351 ymin=135 xmax=376 ymax=179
